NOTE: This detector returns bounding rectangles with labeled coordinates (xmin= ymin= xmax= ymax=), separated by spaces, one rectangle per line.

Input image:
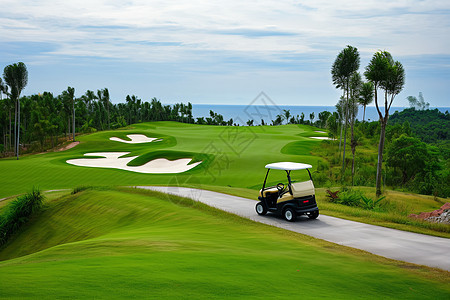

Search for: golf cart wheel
xmin=283 ymin=207 xmax=296 ymax=222
xmin=255 ymin=202 xmax=267 ymax=216
xmin=308 ymin=210 xmax=319 ymax=219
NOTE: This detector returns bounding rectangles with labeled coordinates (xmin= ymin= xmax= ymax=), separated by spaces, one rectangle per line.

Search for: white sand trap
xmin=310 ymin=136 xmax=336 ymax=140
xmin=315 ymin=131 xmax=326 ymax=134
xmin=110 ymin=134 xmax=162 ymax=144
xmin=66 ymin=152 xmax=201 ymax=174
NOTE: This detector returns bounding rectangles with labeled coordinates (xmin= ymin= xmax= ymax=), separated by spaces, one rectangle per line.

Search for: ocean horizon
xmin=191 ymin=104 xmax=449 ymax=125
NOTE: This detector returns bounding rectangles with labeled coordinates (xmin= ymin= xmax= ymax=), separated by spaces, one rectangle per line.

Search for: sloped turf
xmin=0 ymin=188 xmax=448 ymax=299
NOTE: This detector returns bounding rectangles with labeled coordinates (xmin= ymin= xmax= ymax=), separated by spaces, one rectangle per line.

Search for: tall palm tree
xmin=331 ymin=46 xmax=360 ymax=174
xmin=359 ymin=82 xmax=374 ymax=121
xmin=3 ymin=62 xmax=28 ymax=160
xmin=84 ymin=90 xmax=97 ymax=112
xmin=365 ymin=51 xmax=405 ymax=196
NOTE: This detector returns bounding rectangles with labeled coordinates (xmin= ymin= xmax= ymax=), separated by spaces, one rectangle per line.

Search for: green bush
xmin=0 ymin=188 xmax=44 ymax=246
xmin=360 ymin=195 xmax=386 ymax=210
xmin=72 ymin=186 xmax=94 ymax=194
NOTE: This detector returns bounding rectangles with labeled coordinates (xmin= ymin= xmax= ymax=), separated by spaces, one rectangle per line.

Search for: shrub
xmin=337 ymin=190 xmax=362 ymax=207
xmin=360 ymin=195 xmax=386 ymax=210
xmin=0 ymin=188 xmax=44 ymax=246
xmin=313 ymin=172 xmax=329 ymax=187
xmin=72 ymin=186 xmax=94 ymax=194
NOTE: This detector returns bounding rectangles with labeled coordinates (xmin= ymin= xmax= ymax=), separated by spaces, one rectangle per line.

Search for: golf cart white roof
xmin=265 ymin=162 xmax=312 ymax=170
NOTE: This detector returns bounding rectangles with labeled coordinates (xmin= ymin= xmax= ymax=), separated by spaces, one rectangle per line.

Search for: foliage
xmin=0 ymin=188 xmax=44 ymax=246
xmin=332 ymin=189 xmax=362 ymax=207
xmin=360 ymin=195 xmax=385 ymax=210
xmin=386 ymin=134 xmax=428 ymax=184
xmin=358 ymin=81 xmax=374 ymax=121
xmin=407 ymin=92 xmax=429 ymax=110
xmin=389 ymin=107 xmax=450 ymax=144
xmin=326 ymin=188 xmax=385 ymax=211
xmin=72 ymin=186 xmax=94 ymax=194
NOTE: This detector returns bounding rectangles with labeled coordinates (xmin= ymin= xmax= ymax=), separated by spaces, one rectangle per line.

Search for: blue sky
xmin=1 ymin=0 xmax=449 ymax=107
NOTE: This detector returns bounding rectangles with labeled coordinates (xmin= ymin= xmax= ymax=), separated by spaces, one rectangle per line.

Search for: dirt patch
xmin=56 ymin=141 xmax=80 ymax=152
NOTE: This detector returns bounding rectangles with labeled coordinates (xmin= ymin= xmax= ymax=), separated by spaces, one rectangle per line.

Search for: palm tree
xmin=359 ymin=82 xmax=374 ymax=121
xmin=365 ymin=51 xmax=405 ymax=196
xmin=3 ymin=62 xmax=28 ymax=160
xmin=101 ymin=88 xmax=110 ymax=130
xmin=331 ymin=46 xmax=360 ymax=174
xmin=309 ymin=112 xmax=315 ymax=124
xmin=84 ymin=90 xmax=97 ymax=112
xmin=283 ymin=109 xmax=291 ymax=124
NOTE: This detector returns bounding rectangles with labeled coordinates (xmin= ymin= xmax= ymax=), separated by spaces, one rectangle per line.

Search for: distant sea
xmin=192 ymin=104 xmax=449 ymax=125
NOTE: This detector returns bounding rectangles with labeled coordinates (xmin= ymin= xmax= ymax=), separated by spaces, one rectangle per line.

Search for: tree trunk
xmin=14 ymin=101 xmax=17 ymax=156
xmin=351 ymin=111 xmax=356 ymax=186
xmin=363 ymin=105 xmax=366 ymax=122
xmin=107 ymin=102 xmax=110 ymax=130
xmin=338 ymin=118 xmax=343 ymax=156
xmin=16 ymin=98 xmax=20 ymax=160
xmin=376 ymin=121 xmax=386 ymax=197
xmin=72 ymin=100 xmax=75 ymax=142
xmin=342 ymin=89 xmax=349 ymax=175
xmin=8 ymin=108 xmax=12 ymax=152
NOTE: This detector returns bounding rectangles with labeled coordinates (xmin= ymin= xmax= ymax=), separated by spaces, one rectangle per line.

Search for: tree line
xmin=1 ymin=62 xmax=341 ymax=158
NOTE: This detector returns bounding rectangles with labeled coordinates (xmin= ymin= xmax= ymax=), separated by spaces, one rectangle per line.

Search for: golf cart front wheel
xmin=308 ymin=210 xmax=319 ymax=219
xmin=255 ymin=202 xmax=267 ymax=216
xmin=283 ymin=208 xmax=296 ymax=222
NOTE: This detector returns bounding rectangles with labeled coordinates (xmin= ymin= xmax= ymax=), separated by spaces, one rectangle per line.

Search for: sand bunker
xmin=315 ymin=131 xmax=326 ymax=134
xmin=66 ymin=152 xmax=201 ymax=174
xmin=110 ymin=134 xmax=162 ymax=144
xmin=310 ymin=136 xmax=335 ymax=140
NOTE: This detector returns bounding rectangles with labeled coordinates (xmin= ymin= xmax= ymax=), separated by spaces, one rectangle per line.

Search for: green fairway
xmin=0 ymin=122 xmax=326 ymax=199
xmin=0 ymin=188 xmax=448 ymax=299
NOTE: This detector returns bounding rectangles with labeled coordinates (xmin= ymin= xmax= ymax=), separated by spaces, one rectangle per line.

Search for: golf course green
xmin=1 ymin=122 xmax=449 ymax=298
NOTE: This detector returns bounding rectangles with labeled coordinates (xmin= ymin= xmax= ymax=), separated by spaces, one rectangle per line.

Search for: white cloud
xmin=1 ymin=0 xmax=449 ymax=105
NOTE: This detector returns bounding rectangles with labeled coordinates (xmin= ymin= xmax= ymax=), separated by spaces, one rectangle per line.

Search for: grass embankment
xmin=0 ymin=188 xmax=448 ymax=299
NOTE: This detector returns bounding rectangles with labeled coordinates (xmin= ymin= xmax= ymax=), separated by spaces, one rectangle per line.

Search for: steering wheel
xmin=276 ymin=183 xmax=285 ymax=193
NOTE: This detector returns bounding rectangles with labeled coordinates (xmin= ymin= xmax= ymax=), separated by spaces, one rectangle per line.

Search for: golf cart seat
xmin=260 ymin=187 xmax=278 ymax=198
xmin=277 ymin=180 xmax=315 ymax=203
xmin=291 ymin=180 xmax=315 ymax=198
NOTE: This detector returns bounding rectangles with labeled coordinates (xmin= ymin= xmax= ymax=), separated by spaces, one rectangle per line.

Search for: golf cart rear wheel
xmin=255 ymin=202 xmax=267 ymax=215
xmin=283 ymin=207 xmax=296 ymax=222
xmin=308 ymin=210 xmax=319 ymax=219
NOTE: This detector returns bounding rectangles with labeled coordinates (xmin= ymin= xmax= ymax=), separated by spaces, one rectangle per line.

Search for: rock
xmin=409 ymin=203 xmax=450 ymax=224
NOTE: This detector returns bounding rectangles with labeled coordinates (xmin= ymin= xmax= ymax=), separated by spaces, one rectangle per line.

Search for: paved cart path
xmin=138 ymin=186 xmax=450 ymax=271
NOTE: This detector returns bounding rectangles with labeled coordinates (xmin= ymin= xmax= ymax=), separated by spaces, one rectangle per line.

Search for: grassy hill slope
xmin=0 ymin=188 xmax=448 ymax=299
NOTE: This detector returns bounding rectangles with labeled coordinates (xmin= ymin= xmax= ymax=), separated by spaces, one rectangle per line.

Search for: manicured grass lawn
xmin=0 ymin=122 xmax=323 ymax=199
xmin=0 ymin=188 xmax=448 ymax=299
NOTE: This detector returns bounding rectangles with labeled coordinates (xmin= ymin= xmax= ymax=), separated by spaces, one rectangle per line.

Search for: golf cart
xmin=256 ymin=162 xmax=319 ymax=222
